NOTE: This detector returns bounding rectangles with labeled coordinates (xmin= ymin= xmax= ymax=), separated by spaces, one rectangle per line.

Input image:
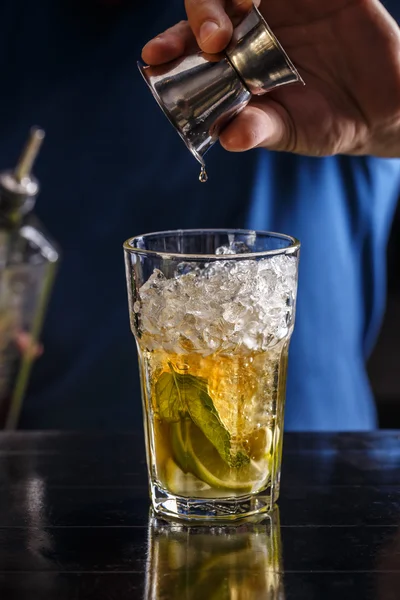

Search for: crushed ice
xmin=135 ymin=242 xmax=298 ymax=354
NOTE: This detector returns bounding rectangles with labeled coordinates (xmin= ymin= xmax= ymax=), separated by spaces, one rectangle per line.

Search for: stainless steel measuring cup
xmin=138 ymin=5 xmax=303 ymax=166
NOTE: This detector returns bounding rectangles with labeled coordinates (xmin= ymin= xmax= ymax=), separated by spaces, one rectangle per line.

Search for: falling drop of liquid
xmin=199 ymin=165 xmax=208 ymax=183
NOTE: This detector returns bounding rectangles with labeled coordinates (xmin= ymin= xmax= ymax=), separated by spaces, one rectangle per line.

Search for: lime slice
xmin=248 ymin=426 xmax=273 ymax=461
xmin=171 ymin=419 xmax=269 ymax=493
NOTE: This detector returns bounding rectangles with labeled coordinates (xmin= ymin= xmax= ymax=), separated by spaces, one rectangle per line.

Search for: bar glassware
xmin=124 ymin=229 xmax=300 ymax=521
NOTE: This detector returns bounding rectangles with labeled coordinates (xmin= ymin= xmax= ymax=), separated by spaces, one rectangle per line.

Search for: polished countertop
xmin=0 ymin=431 xmax=400 ymax=599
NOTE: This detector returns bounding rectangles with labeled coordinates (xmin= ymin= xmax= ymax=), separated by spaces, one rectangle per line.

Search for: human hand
xmin=143 ymin=0 xmax=400 ymax=158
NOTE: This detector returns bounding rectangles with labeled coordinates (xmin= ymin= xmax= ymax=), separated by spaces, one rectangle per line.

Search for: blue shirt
xmin=0 ymin=1 xmax=399 ymax=430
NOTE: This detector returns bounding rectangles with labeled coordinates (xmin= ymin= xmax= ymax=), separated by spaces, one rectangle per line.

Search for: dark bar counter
xmin=0 ymin=431 xmax=400 ymax=599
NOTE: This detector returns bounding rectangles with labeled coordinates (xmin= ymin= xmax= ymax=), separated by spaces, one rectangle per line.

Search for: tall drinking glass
xmin=124 ymin=230 xmax=300 ymax=521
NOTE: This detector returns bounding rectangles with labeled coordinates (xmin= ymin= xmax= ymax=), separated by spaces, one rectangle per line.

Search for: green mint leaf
xmin=156 ymin=365 xmax=249 ymax=467
xmin=155 ymin=369 xmax=186 ymax=422
xmin=174 ymin=369 xmax=232 ymax=465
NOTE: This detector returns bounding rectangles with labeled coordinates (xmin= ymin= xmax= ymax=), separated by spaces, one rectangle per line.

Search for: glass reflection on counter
xmin=145 ymin=507 xmax=284 ymax=599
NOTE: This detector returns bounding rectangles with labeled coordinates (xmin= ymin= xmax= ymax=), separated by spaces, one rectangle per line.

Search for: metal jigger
xmin=138 ymin=5 xmax=303 ymax=168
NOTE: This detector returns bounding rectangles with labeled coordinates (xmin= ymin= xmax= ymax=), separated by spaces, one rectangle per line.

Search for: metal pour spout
xmin=0 ymin=127 xmax=46 ymax=223
xmin=14 ymin=127 xmax=45 ymax=183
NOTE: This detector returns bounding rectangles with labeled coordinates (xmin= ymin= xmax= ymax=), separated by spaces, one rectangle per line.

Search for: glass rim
xmin=123 ymin=228 xmax=300 ymax=260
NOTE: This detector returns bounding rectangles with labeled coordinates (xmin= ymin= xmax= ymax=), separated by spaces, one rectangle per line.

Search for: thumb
xmin=219 ymin=103 xmax=297 ymax=153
